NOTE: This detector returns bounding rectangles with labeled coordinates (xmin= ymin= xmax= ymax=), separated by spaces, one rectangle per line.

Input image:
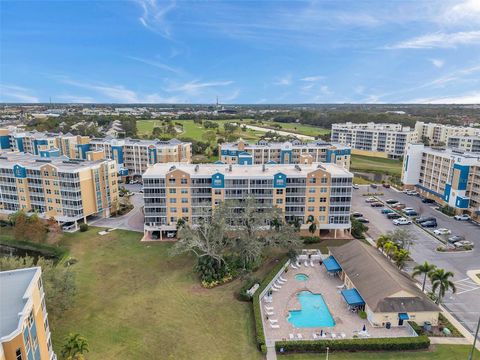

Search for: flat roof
xmin=143 ymin=162 xmax=353 ymax=178
xmin=0 ymin=267 xmax=40 ymax=339
xmin=221 ymin=140 xmax=349 ymax=151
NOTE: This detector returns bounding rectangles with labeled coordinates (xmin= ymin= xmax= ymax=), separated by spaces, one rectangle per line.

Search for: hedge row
xmin=275 ymin=335 xmax=430 ymax=353
xmin=253 ymin=258 xmax=289 ymax=353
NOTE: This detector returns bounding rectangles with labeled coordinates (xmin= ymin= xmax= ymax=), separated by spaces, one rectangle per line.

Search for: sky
xmin=1 ymin=0 xmax=480 ymax=104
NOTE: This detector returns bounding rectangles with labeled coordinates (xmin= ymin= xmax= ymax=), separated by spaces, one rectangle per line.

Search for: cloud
xmin=167 ymin=80 xmax=234 ymax=94
xmin=135 ymin=0 xmax=176 ymax=38
xmin=300 ymin=75 xmax=324 ymax=82
xmin=221 ymin=89 xmax=241 ymax=102
xmin=55 ymin=95 xmax=96 ymax=103
xmin=273 ymin=75 xmax=292 ymax=86
xmin=429 ymin=59 xmax=445 ymax=68
xmin=127 ymin=56 xmax=182 ymax=74
xmin=62 ymin=79 xmax=140 ymax=102
xmin=386 ymin=31 xmax=480 ymax=49
xmin=0 ymin=84 xmax=39 ymax=103
xmin=409 ymin=92 xmax=480 ymax=104
xmin=439 ymin=0 xmax=480 ymax=25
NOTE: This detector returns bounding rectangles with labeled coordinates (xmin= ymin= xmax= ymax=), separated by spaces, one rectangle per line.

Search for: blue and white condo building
xmin=402 ymin=143 xmax=480 ymax=220
xmin=219 ymin=139 xmax=351 ymax=169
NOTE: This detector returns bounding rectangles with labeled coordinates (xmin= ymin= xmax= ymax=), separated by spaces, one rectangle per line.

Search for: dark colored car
xmin=382 ymin=183 xmax=391 ymax=188
xmin=371 ymin=202 xmax=383 ymax=207
xmin=420 ymin=220 xmax=437 ymax=228
xmin=448 ymin=235 xmax=464 ymax=244
xmin=403 ymin=210 xmax=418 ymax=216
xmin=385 ymin=199 xmax=398 ymax=205
xmin=381 ymin=208 xmax=394 ymax=214
xmin=387 ymin=213 xmax=402 ymax=219
xmin=351 ymin=212 xmax=364 ymax=218
xmin=422 ymin=198 xmax=435 ymax=204
xmin=370 ymin=184 xmax=378 ymax=189
xmin=357 ymin=218 xmax=370 ymax=223
xmin=416 ymin=216 xmax=436 ymax=223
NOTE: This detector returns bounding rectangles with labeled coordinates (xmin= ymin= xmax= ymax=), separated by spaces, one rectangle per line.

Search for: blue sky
xmin=1 ymin=0 xmax=480 ymax=104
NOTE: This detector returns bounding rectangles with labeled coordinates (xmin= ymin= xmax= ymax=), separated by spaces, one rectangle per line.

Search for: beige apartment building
xmin=143 ymin=162 xmax=353 ymax=240
xmin=0 ymin=152 xmax=118 ymax=225
xmin=447 ymin=135 xmax=480 ymax=153
xmin=414 ymin=121 xmax=480 ymax=145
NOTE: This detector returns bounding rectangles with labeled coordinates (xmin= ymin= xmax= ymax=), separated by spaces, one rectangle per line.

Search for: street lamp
xmin=468 ymin=315 xmax=480 ymax=360
xmin=326 ymin=346 xmax=329 ymax=360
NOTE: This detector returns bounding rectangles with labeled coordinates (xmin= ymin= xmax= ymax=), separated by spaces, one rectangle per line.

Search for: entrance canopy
xmin=323 ymin=256 xmax=341 ymax=273
xmin=341 ymin=288 xmax=365 ymax=306
xmin=399 ymin=313 xmax=409 ymax=321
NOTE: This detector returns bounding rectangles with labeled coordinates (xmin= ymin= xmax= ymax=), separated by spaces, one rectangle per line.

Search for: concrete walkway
xmin=429 ymin=336 xmax=471 ymax=345
xmin=266 ymin=340 xmax=277 ymax=360
xmin=90 ymin=193 xmax=144 ymax=232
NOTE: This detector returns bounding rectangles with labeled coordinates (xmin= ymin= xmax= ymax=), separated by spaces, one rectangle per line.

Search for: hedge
xmin=253 ymin=257 xmax=289 ymax=353
xmin=275 ymin=335 xmax=430 ymax=353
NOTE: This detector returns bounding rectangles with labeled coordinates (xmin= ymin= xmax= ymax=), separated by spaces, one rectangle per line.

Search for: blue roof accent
xmin=340 ymin=288 xmax=365 ymax=306
xmin=323 ymin=256 xmax=341 ymax=272
xmin=214 ymin=160 xmax=224 ymax=164
xmin=399 ymin=313 xmax=409 ymax=320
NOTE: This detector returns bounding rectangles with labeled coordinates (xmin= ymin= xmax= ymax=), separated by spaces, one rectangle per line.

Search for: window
xmin=169 ymin=178 xmax=175 ymax=185
xmin=15 ymin=349 xmax=23 ymax=360
xmin=318 ymin=216 xmax=326 ymax=222
xmin=45 ymin=180 xmax=50 ymax=186
xmin=320 ymin=187 xmax=328 ymax=193
xmin=169 ymin=188 xmax=176 ymax=194
xmin=170 ymin=207 xmax=177 ymax=213
xmin=320 ymin=197 xmax=327 ymax=203
xmin=309 ymin=177 xmax=316 ymax=184
xmin=319 ymin=206 xmax=326 ymax=212
xmin=321 ymin=177 xmax=328 ymax=184
xmin=276 ymin=189 xmax=283 ymax=195
xmin=214 ymin=189 xmax=221 ymax=195
xmin=308 ymin=206 xmax=315 ymax=211
xmin=276 ymin=199 xmax=283 ymax=205
xmin=308 ymin=197 xmax=315 ymax=203
xmin=169 ymin=198 xmax=176 ymax=203
xmin=308 ymin=188 xmax=315 ymax=193
xmin=181 ymin=188 xmax=188 ymax=194
xmin=182 ymin=207 xmax=189 ymax=213
xmin=181 ymin=198 xmax=188 ymax=203
xmin=181 ymin=178 xmax=187 ymax=184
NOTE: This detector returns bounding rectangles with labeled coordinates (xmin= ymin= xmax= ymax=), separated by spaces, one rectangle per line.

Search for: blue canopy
xmin=399 ymin=313 xmax=409 ymax=320
xmin=323 ymin=256 xmax=341 ymax=273
xmin=341 ymin=288 xmax=365 ymax=306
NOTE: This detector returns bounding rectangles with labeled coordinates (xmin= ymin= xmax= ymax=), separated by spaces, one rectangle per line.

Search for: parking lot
xmin=352 ymin=185 xmax=480 ymax=340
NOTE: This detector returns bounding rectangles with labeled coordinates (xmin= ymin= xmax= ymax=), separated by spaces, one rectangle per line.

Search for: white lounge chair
xmin=331 ymin=333 xmax=337 ymax=339
xmin=265 ymin=306 xmax=274 ymax=311
xmin=310 ymin=260 xmax=314 ymax=267
xmin=304 ymin=260 xmax=309 ymax=267
xmin=277 ymin=279 xmax=286 ymax=284
xmin=266 ymin=310 xmax=274 ymax=316
xmin=291 ymin=263 xmax=298 ymax=269
xmin=296 ymin=334 xmax=303 ymax=339
xmin=273 ymin=284 xmax=282 ymax=289
xmin=271 ymin=287 xmax=279 ymax=292
xmin=269 ymin=319 xmax=278 ymax=324
xmin=280 ymin=276 xmax=287 ymax=282
xmin=312 ymin=333 xmax=318 ymax=340
xmin=340 ymin=332 xmax=346 ymax=339
xmin=321 ymin=333 xmax=327 ymax=338
xmin=289 ymin=334 xmax=295 ymax=340
xmin=296 ymin=261 xmax=301 ymax=267
xmin=270 ymin=324 xmax=280 ymax=329
xmin=359 ymin=331 xmax=371 ymax=338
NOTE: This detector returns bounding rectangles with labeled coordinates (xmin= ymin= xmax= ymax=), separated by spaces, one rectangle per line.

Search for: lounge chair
xmin=269 ymin=319 xmax=278 ymax=324
xmin=296 ymin=334 xmax=303 ymax=339
xmin=310 ymin=260 xmax=314 ymax=267
xmin=321 ymin=333 xmax=327 ymax=338
xmin=304 ymin=260 xmax=309 ymax=267
xmin=280 ymin=276 xmax=287 ymax=282
xmin=264 ymin=306 xmax=274 ymax=311
xmin=277 ymin=279 xmax=286 ymax=284
xmin=265 ymin=310 xmax=274 ymax=316
xmin=312 ymin=333 xmax=318 ymax=340
xmin=331 ymin=333 xmax=336 ymax=339
xmin=359 ymin=331 xmax=371 ymax=338
xmin=270 ymin=324 xmax=280 ymax=329
xmin=273 ymin=284 xmax=282 ymax=289
xmin=296 ymin=261 xmax=301 ymax=267
xmin=289 ymin=334 xmax=295 ymax=340
xmin=271 ymin=287 xmax=279 ymax=292
xmin=291 ymin=263 xmax=298 ymax=269
xmin=340 ymin=332 xmax=346 ymax=339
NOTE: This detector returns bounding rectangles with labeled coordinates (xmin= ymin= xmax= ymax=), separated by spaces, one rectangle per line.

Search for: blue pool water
xmin=288 ymin=291 xmax=335 ymax=328
xmin=295 ymin=274 xmax=309 ymax=281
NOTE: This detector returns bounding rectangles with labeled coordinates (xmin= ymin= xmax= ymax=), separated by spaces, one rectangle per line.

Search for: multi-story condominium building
xmin=447 ymin=135 xmax=480 ymax=153
xmin=143 ymin=162 xmax=353 ymax=240
xmin=219 ymin=139 xmax=351 ymax=169
xmin=331 ymin=122 xmax=417 ymax=159
xmin=0 ymin=267 xmax=56 ymax=360
xmin=414 ymin=121 xmax=480 ymax=145
xmin=89 ymin=137 xmax=192 ymax=177
xmin=402 ymin=143 xmax=480 ymax=220
xmin=0 ymin=152 xmax=119 ymax=225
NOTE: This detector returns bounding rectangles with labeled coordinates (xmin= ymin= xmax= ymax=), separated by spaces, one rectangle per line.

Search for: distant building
xmin=331 ymin=122 xmax=417 ymax=159
xmin=219 ymin=139 xmax=350 ymax=169
xmin=142 ymin=162 xmax=353 ymax=240
xmin=447 ymin=135 xmax=480 ymax=153
xmin=0 ymin=267 xmax=56 ymax=360
xmin=414 ymin=121 xmax=480 ymax=145
xmin=402 ymin=143 xmax=480 ymax=220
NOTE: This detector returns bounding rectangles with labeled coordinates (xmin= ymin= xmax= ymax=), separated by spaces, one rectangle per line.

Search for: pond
xmin=0 ymin=244 xmax=59 ymax=263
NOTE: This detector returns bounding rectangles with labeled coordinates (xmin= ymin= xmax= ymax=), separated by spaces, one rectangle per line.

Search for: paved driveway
xmin=352 ymin=185 xmax=480 ymax=340
xmin=91 ymin=192 xmax=144 ymax=232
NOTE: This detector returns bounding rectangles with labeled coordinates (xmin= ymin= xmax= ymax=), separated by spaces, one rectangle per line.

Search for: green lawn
xmin=51 ymin=228 xmax=264 ymax=360
xmin=280 ymin=345 xmax=479 ymax=359
xmin=270 ymin=122 xmax=330 ymax=137
xmin=350 ymin=154 xmax=403 ymax=176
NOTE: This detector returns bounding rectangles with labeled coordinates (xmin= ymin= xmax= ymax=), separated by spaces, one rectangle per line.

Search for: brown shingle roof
xmin=329 ymin=241 xmax=439 ymax=313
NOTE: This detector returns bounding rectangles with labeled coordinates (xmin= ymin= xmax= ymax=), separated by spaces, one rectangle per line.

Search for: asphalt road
xmin=352 ymin=185 xmax=480 ymax=339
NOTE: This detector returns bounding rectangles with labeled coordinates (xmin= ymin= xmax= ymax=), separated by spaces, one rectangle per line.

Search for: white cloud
xmin=127 ymin=56 xmax=182 ymax=74
xmin=135 ymin=0 xmax=176 ymax=38
xmin=440 ymin=0 xmax=480 ymax=25
xmin=300 ymin=75 xmax=324 ymax=82
xmin=319 ymin=85 xmax=331 ymax=95
xmin=430 ymin=59 xmax=445 ymax=68
xmin=55 ymin=95 xmax=96 ymax=103
xmin=167 ymin=80 xmax=234 ymax=94
xmin=386 ymin=31 xmax=480 ymax=49
xmin=0 ymin=84 xmax=39 ymax=103
xmin=273 ymin=75 xmax=292 ymax=86
xmin=409 ymin=92 xmax=480 ymax=104
xmin=62 ymin=79 xmax=140 ymax=102
xmin=221 ymin=89 xmax=241 ymax=102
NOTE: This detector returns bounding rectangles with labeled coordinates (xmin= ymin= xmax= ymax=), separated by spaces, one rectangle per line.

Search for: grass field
xmin=267 ymin=122 xmax=331 ymax=137
xmin=350 ymin=154 xmax=403 ymax=176
xmin=280 ymin=345 xmax=479 ymax=360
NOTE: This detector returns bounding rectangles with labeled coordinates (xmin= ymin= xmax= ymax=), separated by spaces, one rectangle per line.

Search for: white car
xmin=406 ymin=190 xmax=419 ymax=196
xmin=365 ymin=197 xmax=377 ymax=203
xmin=393 ymin=217 xmax=412 ymax=226
xmin=453 ymin=240 xmax=474 ymax=248
xmin=353 ymin=184 xmax=360 ymax=189
xmin=434 ymin=228 xmax=451 ymax=235
xmin=454 ymin=214 xmax=470 ymax=221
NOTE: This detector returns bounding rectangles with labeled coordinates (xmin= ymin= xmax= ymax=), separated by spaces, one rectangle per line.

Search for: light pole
xmin=468 ymin=315 xmax=480 ymax=360
xmin=326 ymin=346 xmax=329 ymax=360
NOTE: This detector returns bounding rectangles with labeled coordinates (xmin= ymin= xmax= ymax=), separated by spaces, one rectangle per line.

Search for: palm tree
xmin=429 ymin=268 xmax=456 ymax=304
xmin=61 ymin=333 xmax=89 ymax=360
xmin=307 ymin=216 xmax=317 ymax=236
xmin=412 ymin=261 xmax=436 ymax=292
xmin=383 ymin=241 xmax=397 ymax=259
xmin=376 ymin=234 xmax=391 ymax=251
xmin=393 ymin=248 xmax=410 ymax=269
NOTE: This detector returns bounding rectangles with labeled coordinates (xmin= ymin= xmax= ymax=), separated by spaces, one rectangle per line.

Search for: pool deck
xmin=262 ymin=261 xmax=413 ymax=341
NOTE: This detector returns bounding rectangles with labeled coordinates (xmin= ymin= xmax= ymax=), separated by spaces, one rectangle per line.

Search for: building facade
xmin=402 ymin=143 xmax=480 ymax=220
xmin=447 ymin=135 xmax=480 ymax=153
xmin=0 ymin=267 xmax=56 ymax=360
xmin=414 ymin=122 xmax=480 ymax=145
xmin=219 ymin=139 xmax=351 ymax=169
xmin=143 ymin=162 xmax=353 ymax=240
xmin=0 ymin=152 xmax=119 ymax=225
xmin=331 ymin=122 xmax=417 ymax=159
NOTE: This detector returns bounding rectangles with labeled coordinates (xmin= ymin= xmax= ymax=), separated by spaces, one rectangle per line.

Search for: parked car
xmin=357 ymin=218 xmax=370 ymax=223
xmin=370 ymin=202 xmax=383 ymax=207
xmin=406 ymin=190 xmax=419 ymax=196
xmin=421 ymin=198 xmax=435 ymax=204
xmin=393 ymin=217 xmax=412 ymax=226
xmin=382 ymin=183 xmax=391 ymax=188
xmin=166 ymin=232 xmax=176 ymax=238
xmin=387 ymin=213 xmax=402 ymax=219
xmin=392 ymin=203 xmax=406 ymax=210
xmin=385 ymin=199 xmax=398 ymax=205
xmin=62 ymin=222 xmax=76 ymax=231
xmin=370 ymin=184 xmax=378 ymax=189
xmin=403 ymin=189 xmax=410 ymax=194
xmin=448 ymin=235 xmax=465 ymax=244
xmin=403 ymin=207 xmax=415 ymax=212
xmin=416 ymin=216 xmax=436 ymax=224
xmin=365 ymin=197 xmax=377 ymax=203
xmin=434 ymin=228 xmax=451 ymax=235
xmin=454 ymin=240 xmax=474 ymax=248
xmin=351 ymin=212 xmax=364 ymax=218
xmin=352 ymin=184 xmax=360 ymax=189
xmin=403 ymin=210 xmax=418 ymax=217
xmin=420 ymin=220 xmax=437 ymax=228
xmin=151 ymin=231 xmax=160 ymax=240
xmin=454 ymin=214 xmax=471 ymax=221
xmin=139 ymin=188 xmax=144 ymax=193
xmin=381 ymin=208 xmax=394 ymax=214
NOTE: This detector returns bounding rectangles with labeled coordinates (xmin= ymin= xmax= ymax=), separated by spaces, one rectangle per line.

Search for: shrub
xmin=275 ymin=336 xmax=430 ymax=353
xmin=408 ymin=321 xmax=424 ymax=336
xmin=358 ymin=310 xmax=367 ymax=319
xmin=237 ymin=277 xmax=260 ymax=302
xmin=302 ymin=236 xmax=321 ymax=244
xmin=79 ymin=223 xmax=89 ymax=232
xmin=438 ymin=313 xmax=463 ymax=337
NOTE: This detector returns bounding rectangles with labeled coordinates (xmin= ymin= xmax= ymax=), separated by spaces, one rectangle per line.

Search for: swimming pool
xmin=295 ymin=274 xmax=309 ymax=281
xmin=288 ymin=291 xmax=335 ymax=328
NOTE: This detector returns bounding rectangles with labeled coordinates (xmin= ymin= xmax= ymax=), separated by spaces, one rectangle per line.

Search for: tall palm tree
xmin=376 ymin=234 xmax=391 ymax=251
xmin=393 ymin=248 xmax=409 ymax=270
xmin=61 ymin=333 xmax=89 ymax=360
xmin=383 ymin=241 xmax=397 ymax=259
xmin=307 ymin=217 xmax=317 ymax=236
xmin=429 ymin=268 xmax=456 ymax=304
xmin=412 ymin=261 xmax=436 ymax=292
